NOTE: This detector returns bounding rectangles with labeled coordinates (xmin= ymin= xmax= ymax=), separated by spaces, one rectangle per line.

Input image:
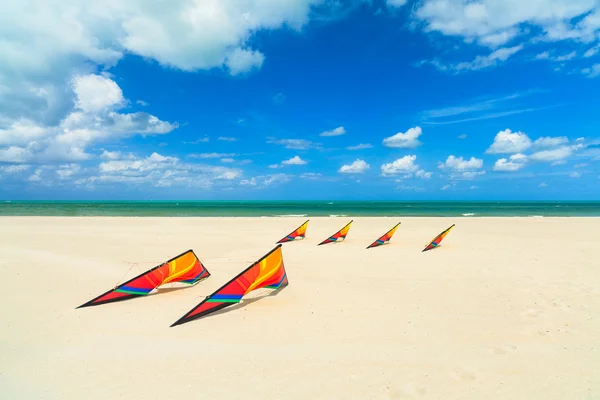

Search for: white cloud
xmin=76 ymin=152 xmax=242 ymax=189
xmin=415 ymin=169 xmax=433 ymax=179
xmin=240 ymin=174 xmax=291 ymax=188
xmin=533 ymin=136 xmax=569 ymax=149
xmin=0 ymin=74 xmax=177 ymax=164
xmin=0 ymin=119 xmax=51 ymax=147
xmin=584 ymin=45 xmax=600 ymax=57
xmin=460 ymin=170 xmax=486 ymax=179
xmin=0 ymin=164 xmax=30 ymax=175
xmin=582 ymin=64 xmax=600 ymax=78
xmin=218 ymin=136 xmax=237 ymax=142
xmin=72 ymin=74 xmax=124 ymax=113
xmin=0 ymin=0 xmax=322 ymax=80
xmin=539 ymin=182 xmax=548 ymax=188
xmin=569 ymin=171 xmax=582 ymax=178
xmin=529 ymin=146 xmax=576 ymax=162
xmin=414 ymin=1 xmax=599 ymax=48
xmin=184 ymin=137 xmax=210 ymax=144
xmin=339 ymin=159 xmax=370 ymax=174
xmin=100 ymin=150 xmax=136 ymax=160
xmin=439 ymin=155 xmax=485 ymax=180
xmin=424 ymin=46 xmax=523 ymax=72
xmin=224 ymin=48 xmax=265 ymax=75
xmin=555 ymin=51 xmax=577 ymax=61
xmin=300 ymin=172 xmax=322 ymax=179
xmin=220 ymin=158 xmax=235 ymax=163
xmin=441 ymin=184 xmax=451 ymax=191
xmin=381 ymin=155 xmax=419 ymax=176
xmin=535 ymin=51 xmax=551 ymax=60
xmin=486 ymin=129 xmax=532 ymax=154
xmin=281 ymin=155 xmax=308 ymax=166
xmin=458 ymin=134 xmax=467 ymax=139
xmin=439 ymin=155 xmax=483 ymax=171
xmin=320 ymin=126 xmax=346 ymax=137
xmin=136 ymin=100 xmax=149 ymax=107
xmin=0 ymin=146 xmax=34 ymax=163
xmin=267 ymin=137 xmax=317 ymax=150
xmin=346 ymin=143 xmax=373 ymax=150
xmin=382 ymin=126 xmax=423 ymax=148
xmin=56 ymin=163 xmax=81 ymax=179
xmin=493 ymin=153 xmax=528 ymax=172
xmin=190 ymin=152 xmax=236 ymax=159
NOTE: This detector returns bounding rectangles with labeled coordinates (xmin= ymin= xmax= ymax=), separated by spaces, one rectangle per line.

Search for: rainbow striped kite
xmin=367 ymin=222 xmax=401 ymax=249
xmin=422 ymin=224 xmax=455 ymax=252
xmin=77 ymin=250 xmax=210 ymax=308
xmin=277 ymin=220 xmax=309 ymax=243
xmin=171 ymin=244 xmax=288 ymax=326
xmin=318 ymin=220 xmax=353 ymax=246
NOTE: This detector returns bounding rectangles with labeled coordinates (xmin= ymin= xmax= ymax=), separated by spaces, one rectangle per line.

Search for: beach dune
xmin=1 ymin=216 xmax=599 ymax=399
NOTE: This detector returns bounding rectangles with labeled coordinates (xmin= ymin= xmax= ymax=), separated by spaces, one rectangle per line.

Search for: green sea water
xmin=1 ymin=201 xmax=600 ymax=217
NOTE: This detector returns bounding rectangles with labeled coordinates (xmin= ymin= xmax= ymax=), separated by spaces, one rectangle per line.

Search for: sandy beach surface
xmin=1 ymin=216 xmax=599 ymax=399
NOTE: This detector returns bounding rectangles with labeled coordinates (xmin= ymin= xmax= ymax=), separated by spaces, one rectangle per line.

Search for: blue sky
xmin=1 ymin=0 xmax=599 ymax=200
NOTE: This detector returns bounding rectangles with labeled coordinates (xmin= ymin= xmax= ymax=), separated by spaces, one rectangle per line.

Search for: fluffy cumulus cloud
xmin=0 ymin=74 xmax=177 ymax=164
xmin=413 ymin=1 xmax=600 ymax=72
xmin=380 ymin=155 xmax=431 ymax=179
xmin=281 ymin=155 xmax=308 ymax=166
xmin=75 ymin=152 xmax=242 ymax=189
xmin=0 ymin=0 xmax=322 ymax=81
xmin=382 ymin=127 xmax=423 ymax=148
xmin=320 ymin=126 xmax=346 ymax=137
xmin=493 ymin=153 xmax=528 ymax=172
xmin=486 ymin=129 xmax=532 ymax=154
xmin=438 ymin=155 xmax=485 ymax=179
xmin=486 ymin=129 xmax=589 ymax=171
xmin=414 ymin=0 xmax=599 ymax=46
xmin=339 ymin=159 xmax=370 ymax=174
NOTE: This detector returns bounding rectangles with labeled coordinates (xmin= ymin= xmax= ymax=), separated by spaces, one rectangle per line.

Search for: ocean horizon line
xmin=2 ymin=200 xmax=600 ymax=217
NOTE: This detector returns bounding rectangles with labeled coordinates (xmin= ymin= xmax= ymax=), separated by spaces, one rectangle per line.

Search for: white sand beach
xmin=1 ymin=216 xmax=599 ymax=399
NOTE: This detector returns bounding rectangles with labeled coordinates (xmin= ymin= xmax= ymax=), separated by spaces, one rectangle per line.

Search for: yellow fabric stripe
xmin=245 ymin=249 xmax=283 ymax=293
xmin=162 ymin=254 xmax=199 ymax=284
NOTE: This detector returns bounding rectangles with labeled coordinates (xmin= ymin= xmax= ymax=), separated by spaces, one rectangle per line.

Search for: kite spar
xmin=171 ymin=244 xmax=288 ymax=327
xmin=422 ymin=224 xmax=455 ymax=252
xmin=366 ymin=222 xmax=401 ymax=249
xmin=77 ymin=249 xmax=210 ymax=308
xmin=317 ymin=220 xmax=353 ymax=246
xmin=277 ymin=220 xmax=309 ymax=243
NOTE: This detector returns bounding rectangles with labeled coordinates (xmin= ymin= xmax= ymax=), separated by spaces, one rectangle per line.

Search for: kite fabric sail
xmin=366 ymin=222 xmax=401 ymax=249
xmin=171 ymin=244 xmax=288 ymax=327
xmin=77 ymin=250 xmax=210 ymax=308
xmin=422 ymin=224 xmax=455 ymax=252
xmin=276 ymin=220 xmax=309 ymax=243
xmin=317 ymin=220 xmax=353 ymax=246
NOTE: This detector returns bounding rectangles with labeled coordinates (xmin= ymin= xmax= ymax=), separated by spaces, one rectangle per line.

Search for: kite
xmin=77 ymin=249 xmax=210 ymax=308
xmin=317 ymin=220 xmax=353 ymax=246
xmin=170 ymin=244 xmax=288 ymax=327
xmin=422 ymin=224 xmax=455 ymax=252
xmin=367 ymin=222 xmax=401 ymax=249
xmin=277 ymin=220 xmax=309 ymax=243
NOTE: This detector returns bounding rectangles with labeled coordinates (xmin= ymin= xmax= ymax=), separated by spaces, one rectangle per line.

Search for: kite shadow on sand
xmin=192 ymin=287 xmax=288 ymax=320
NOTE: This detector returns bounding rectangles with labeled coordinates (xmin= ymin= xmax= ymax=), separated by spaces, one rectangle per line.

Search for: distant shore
xmin=2 ymin=200 xmax=600 ymax=217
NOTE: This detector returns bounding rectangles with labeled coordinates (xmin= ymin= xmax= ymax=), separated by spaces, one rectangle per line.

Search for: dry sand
xmin=0 ymin=216 xmax=599 ymax=399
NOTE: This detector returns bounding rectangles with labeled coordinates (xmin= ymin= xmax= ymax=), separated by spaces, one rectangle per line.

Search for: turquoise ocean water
xmin=1 ymin=201 xmax=600 ymax=217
